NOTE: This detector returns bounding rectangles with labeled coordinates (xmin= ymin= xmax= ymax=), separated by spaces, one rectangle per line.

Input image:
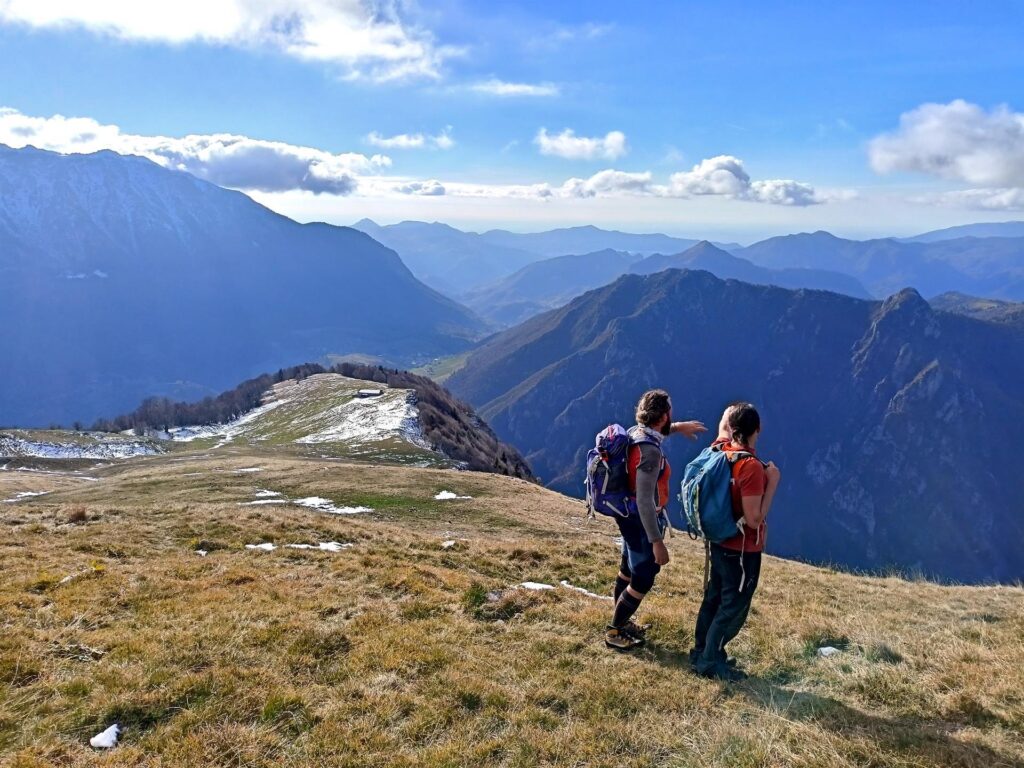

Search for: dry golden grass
xmin=1 ymin=449 xmax=1022 ymax=767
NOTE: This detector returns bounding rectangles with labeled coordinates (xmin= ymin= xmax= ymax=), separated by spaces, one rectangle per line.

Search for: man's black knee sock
xmin=611 ymin=590 xmax=643 ymax=628
xmin=613 ymin=575 xmax=630 ymax=603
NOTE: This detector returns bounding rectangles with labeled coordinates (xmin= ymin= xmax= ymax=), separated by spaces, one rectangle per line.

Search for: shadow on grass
xmin=644 ymin=645 xmax=1021 ymax=767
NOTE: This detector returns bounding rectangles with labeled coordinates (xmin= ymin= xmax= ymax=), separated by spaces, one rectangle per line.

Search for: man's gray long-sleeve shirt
xmin=629 ymin=427 xmax=665 ymax=543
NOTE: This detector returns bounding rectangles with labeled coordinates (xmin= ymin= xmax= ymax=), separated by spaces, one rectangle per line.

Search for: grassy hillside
xmin=1 ymin=450 xmax=1022 ymax=767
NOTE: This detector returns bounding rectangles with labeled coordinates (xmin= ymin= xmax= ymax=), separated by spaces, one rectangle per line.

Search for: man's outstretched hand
xmin=671 ymin=420 xmax=708 ymax=441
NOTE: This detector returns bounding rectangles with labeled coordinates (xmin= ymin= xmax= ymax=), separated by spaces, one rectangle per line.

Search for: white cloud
xmin=917 ymin=188 xmax=1024 ymax=211
xmin=535 ymin=128 xmax=627 ymax=161
xmin=0 ymin=107 xmax=388 ymax=194
xmin=393 ymin=179 xmax=446 ymax=196
xmin=667 ymin=155 xmax=822 ymax=206
xmin=0 ymin=0 xmax=456 ymax=82
xmin=468 ymin=79 xmax=559 ymax=97
xmin=870 ymin=100 xmax=1024 ymax=186
xmin=560 ymin=169 xmax=651 ymax=198
xmin=366 ymin=132 xmax=426 ymax=149
xmin=669 ymin=155 xmax=750 ymax=196
xmin=365 ymin=128 xmax=453 ymax=150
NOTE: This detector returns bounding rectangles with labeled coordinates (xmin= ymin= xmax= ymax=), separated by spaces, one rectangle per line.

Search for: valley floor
xmin=1 ymin=450 xmax=1022 ymax=767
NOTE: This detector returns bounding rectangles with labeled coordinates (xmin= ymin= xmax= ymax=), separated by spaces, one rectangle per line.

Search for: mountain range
xmin=463 ymin=242 xmax=871 ymax=326
xmin=350 ymin=219 xmax=740 ymax=296
xmin=447 ymin=269 xmax=1024 ymax=584
xmin=0 ymin=145 xmax=483 ymax=427
xmin=736 ymin=231 xmax=1024 ymax=299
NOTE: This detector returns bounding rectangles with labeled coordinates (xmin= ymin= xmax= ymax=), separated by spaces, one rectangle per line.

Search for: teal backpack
xmin=670 ymin=443 xmax=760 ymax=542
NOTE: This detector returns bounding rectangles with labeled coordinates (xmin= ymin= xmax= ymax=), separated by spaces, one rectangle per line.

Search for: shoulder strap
xmin=723 ymin=449 xmax=768 ymax=468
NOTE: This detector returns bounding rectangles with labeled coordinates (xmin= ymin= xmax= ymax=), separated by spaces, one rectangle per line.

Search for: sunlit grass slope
xmin=1 ymin=450 xmax=1022 ymax=767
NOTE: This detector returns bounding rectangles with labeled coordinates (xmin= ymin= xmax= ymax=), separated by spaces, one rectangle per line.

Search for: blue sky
xmin=2 ymin=1 xmax=1024 ymax=241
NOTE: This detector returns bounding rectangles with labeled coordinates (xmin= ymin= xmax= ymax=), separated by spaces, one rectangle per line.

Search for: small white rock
xmin=441 ymin=540 xmax=457 ymax=549
xmin=195 ymin=549 xmax=208 ymax=557
xmin=90 ymin=723 xmax=120 ymax=749
xmin=817 ymin=646 xmax=842 ymax=658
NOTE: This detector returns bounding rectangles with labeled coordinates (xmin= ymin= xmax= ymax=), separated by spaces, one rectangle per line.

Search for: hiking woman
xmin=606 ymin=389 xmax=706 ymax=650
xmin=691 ymin=403 xmax=781 ymax=679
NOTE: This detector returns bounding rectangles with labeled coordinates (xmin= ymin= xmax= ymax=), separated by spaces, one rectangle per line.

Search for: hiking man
xmin=690 ymin=402 xmax=781 ymax=680
xmin=606 ymin=389 xmax=707 ymax=650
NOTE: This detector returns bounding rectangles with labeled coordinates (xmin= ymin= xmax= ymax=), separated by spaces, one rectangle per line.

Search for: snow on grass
xmin=168 ymin=398 xmax=289 ymax=444
xmin=90 ymin=723 xmax=120 ymax=749
xmin=196 ymin=550 xmax=208 ymax=557
xmin=441 ymin=540 xmax=457 ymax=549
xmin=293 ymin=497 xmax=371 ymax=515
xmin=234 ymin=467 xmax=262 ymax=473
xmin=435 ymin=490 xmax=472 ymax=500
xmin=286 ymin=542 xmax=353 ymax=552
xmin=559 ymin=580 xmax=613 ymax=601
xmin=238 ymin=500 xmax=288 ymax=506
xmin=254 ymin=489 xmax=282 ymax=498
xmin=2 ymin=490 xmax=50 ymax=503
xmin=0 ymin=434 xmax=158 ymax=460
xmin=519 ymin=582 xmax=555 ymax=591
xmin=245 ymin=543 xmax=277 ymax=552
xmin=294 ymin=389 xmax=431 ymax=449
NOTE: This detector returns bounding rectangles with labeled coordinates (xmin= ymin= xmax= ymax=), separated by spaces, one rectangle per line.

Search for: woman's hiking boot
xmin=605 ymin=624 xmax=645 ymax=650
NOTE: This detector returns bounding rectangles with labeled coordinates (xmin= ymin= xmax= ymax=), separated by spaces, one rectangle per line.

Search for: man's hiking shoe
xmin=624 ymin=620 xmax=651 ymax=637
xmin=605 ymin=625 xmax=645 ymax=651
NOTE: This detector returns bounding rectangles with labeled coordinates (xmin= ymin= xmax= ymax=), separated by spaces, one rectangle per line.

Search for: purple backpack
xmin=584 ymin=424 xmax=636 ymax=518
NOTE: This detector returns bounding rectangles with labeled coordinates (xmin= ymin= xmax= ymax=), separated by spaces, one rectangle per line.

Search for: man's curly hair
xmin=635 ymin=389 xmax=671 ymax=427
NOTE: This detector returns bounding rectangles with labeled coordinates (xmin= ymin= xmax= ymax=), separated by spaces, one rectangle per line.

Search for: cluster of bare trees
xmin=91 ymin=363 xmax=327 ymax=434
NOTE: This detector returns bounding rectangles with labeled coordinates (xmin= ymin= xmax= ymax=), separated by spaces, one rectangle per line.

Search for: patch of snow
xmin=434 ymin=490 xmax=472 ymax=500
xmin=168 ymin=398 xmax=289 ymax=444
xmin=245 ymin=543 xmax=277 ymax=552
xmin=234 ymin=467 xmax=262 ymax=473
xmin=294 ymin=390 xmax=431 ymax=449
xmin=285 ymin=542 xmax=353 ymax=552
xmin=441 ymin=540 xmax=457 ymax=549
xmin=238 ymin=499 xmax=288 ymax=506
xmin=519 ymin=582 xmax=555 ymax=591
xmin=817 ymin=646 xmax=842 ymax=658
xmin=0 ymin=435 xmax=159 ymax=460
xmin=195 ymin=550 xmax=208 ymax=557
xmin=90 ymin=723 xmax=120 ymax=749
xmin=254 ymin=489 xmax=282 ymax=497
xmin=560 ymin=580 xmax=613 ymax=601
xmin=2 ymin=490 xmax=50 ymax=503
xmin=293 ymin=497 xmax=371 ymax=515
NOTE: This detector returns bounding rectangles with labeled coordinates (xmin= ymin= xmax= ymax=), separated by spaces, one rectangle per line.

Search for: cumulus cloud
xmin=0 ymin=107 xmax=388 ymax=194
xmin=535 ymin=128 xmax=627 ymax=161
xmin=667 ymin=155 xmax=822 ymax=205
xmin=0 ymin=0 xmax=457 ymax=82
xmin=468 ymin=79 xmax=559 ymax=97
xmin=560 ymin=169 xmax=651 ymax=198
xmin=870 ymin=100 xmax=1024 ymax=186
xmin=366 ymin=127 xmax=453 ymax=150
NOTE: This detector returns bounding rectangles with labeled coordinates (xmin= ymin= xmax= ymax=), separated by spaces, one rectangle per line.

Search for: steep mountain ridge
xmin=463 ymin=242 xmax=869 ymax=326
xmin=447 ymin=269 xmax=1024 ymax=583
xmin=0 ymin=146 xmax=483 ymax=427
